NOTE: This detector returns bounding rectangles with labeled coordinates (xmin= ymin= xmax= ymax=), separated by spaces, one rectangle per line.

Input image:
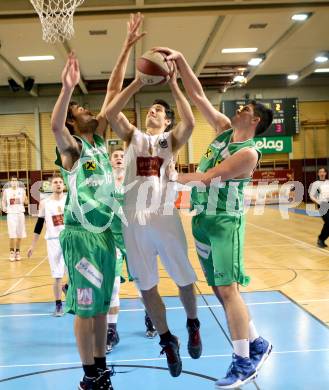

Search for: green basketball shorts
xmin=59 ymin=226 xmax=116 ymax=317
xmin=192 ymin=213 xmax=250 ymax=287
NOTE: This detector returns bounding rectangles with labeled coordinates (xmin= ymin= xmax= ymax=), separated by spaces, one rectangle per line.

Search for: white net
xmin=30 ymin=0 xmax=85 ymax=43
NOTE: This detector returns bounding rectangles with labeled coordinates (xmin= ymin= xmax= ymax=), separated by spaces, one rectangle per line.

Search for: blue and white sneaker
xmin=215 ymin=354 xmax=257 ymax=389
xmin=250 ymin=337 xmax=272 ymax=372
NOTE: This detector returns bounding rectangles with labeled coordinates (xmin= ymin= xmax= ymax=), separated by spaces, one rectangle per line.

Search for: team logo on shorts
xmin=77 ymin=288 xmax=93 ymax=305
xmin=84 ymin=160 xmax=97 ymax=170
xmin=75 ymin=257 xmax=103 ymax=288
xmin=159 ymin=138 xmax=168 ymax=149
xmin=214 ymin=271 xmax=224 ymax=278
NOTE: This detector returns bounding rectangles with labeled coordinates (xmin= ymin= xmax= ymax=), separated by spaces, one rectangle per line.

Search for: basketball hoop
xmin=30 ymin=0 xmax=85 ymax=43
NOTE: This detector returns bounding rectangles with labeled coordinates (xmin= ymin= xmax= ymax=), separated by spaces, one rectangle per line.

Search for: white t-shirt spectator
xmin=309 ymin=180 xmax=329 ymax=204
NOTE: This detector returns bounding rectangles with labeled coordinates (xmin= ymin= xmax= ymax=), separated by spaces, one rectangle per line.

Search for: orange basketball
xmin=136 ymin=50 xmax=174 ymax=85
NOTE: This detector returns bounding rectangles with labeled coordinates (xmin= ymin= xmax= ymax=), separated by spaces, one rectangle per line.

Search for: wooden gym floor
xmin=0 ymin=205 xmax=328 ymax=326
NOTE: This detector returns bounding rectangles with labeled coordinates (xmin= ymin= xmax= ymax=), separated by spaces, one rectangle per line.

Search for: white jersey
xmin=309 ymin=180 xmax=329 ymax=203
xmin=123 ymin=129 xmax=177 ymax=222
xmin=3 ymin=187 xmax=25 ymax=214
xmin=39 ymin=195 xmax=66 ymax=240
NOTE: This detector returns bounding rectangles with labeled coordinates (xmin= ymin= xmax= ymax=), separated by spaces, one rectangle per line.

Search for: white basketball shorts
xmin=123 ymin=208 xmax=197 ymax=291
xmin=7 ymin=213 xmax=26 ymax=239
xmin=46 ymin=239 xmax=65 ymax=278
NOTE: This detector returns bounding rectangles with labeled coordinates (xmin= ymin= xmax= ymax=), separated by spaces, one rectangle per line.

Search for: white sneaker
xmin=9 ymin=251 xmax=15 ymax=262
xmin=15 ymin=251 xmax=21 ymax=261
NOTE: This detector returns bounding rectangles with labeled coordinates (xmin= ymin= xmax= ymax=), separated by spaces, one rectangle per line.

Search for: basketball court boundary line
xmin=1 ymin=347 xmax=329 ymax=369
xmin=0 ymin=255 xmax=48 ymax=297
xmin=247 ymin=222 xmax=329 ymax=256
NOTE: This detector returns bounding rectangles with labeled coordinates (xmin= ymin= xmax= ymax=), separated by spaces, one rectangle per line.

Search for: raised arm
xmin=153 ymin=47 xmax=231 ymax=134
xmin=96 ymin=13 xmax=146 ymax=137
xmin=168 ymin=65 xmax=195 ymax=153
xmin=50 ymin=54 xmax=80 ymax=157
xmin=105 ymin=78 xmax=143 ymax=142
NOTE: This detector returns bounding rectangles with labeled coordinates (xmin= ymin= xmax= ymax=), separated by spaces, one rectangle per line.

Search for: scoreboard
xmin=220 ymin=98 xmax=299 ymax=137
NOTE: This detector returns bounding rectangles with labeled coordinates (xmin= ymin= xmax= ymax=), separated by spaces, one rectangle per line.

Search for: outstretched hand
xmin=152 ymin=47 xmax=183 ymax=62
xmin=61 ymin=52 xmax=80 ymax=91
xmin=125 ymin=12 xmax=146 ymax=47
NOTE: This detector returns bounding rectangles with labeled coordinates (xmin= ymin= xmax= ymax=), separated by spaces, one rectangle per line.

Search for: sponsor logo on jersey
xmin=52 ymin=214 xmax=64 ymax=226
xmin=84 ymin=160 xmax=97 ymax=170
xmin=159 ymin=138 xmax=168 ymax=149
xmin=77 ymin=288 xmax=93 ymax=305
xmin=136 ymin=156 xmax=164 ymax=177
xmin=75 ymin=257 xmax=103 ymax=288
xmin=84 ymin=176 xmax=105 ymax=187
xmin=211 ymin=140 xmax=226 ymax=150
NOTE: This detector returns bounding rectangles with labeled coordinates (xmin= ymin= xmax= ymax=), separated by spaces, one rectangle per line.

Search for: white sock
xmin=232 ymin=339 xmax=249 ymax=358
xmin=249 ymin=320 xmax=259 ymax=343
xmin=107 ymin=313 xmax=118 ymax=324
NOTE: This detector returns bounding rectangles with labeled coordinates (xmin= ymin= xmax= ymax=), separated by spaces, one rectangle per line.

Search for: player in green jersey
xmin=51 ymin=14 xmax=145 ymax=390
xmin=155 ymin=47 xmax=274 ymax=389
xmin=106 ymin=148 xmax=157 ymax=353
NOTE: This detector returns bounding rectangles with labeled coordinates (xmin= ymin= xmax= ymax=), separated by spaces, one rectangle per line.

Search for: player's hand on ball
xmin=62 ymin=52 xmax=80 ymax=91
xmin=152 ymin=47 xmax=182 ymax=62
xmin=168 ymin=61 xmax=178 ymax=86
xmin=125 ymin=13 xmax=146 ymax=47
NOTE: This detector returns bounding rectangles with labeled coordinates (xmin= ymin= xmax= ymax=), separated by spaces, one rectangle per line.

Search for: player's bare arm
xmin=176 ymin=148 xmax=258 ymax=186
xmin=105 ymin=77 xmax=143 ymax=143
xmin=51 ymin=53 xmax=81 ymax=171
xmin=96 ymin=13 xmax=146 ymax=138
xmin=153 ymin=47 xmax=231 ymax=134
xmin=168 ymin=64 xmax=195 ymax=153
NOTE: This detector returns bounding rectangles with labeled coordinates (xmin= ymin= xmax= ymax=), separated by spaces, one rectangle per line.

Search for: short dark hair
xmin=152 ymin=99 xmax=175 ymax=132
xmin=66 ymin=101 xmax=79 ymax=135
xmin=251 ymin=100 xmax=273 ymax=136
xmin=317 ymin=167 xmax=328 ymax=178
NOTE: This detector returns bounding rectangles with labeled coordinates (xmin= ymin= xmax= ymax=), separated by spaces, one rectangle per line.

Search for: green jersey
xmin=191 ymin=129 xmax=260 ymax=216
xmin=111 ymin=181 xmax=124 ymax=235
xmin=55 ymin=134 xmax=116 ymax=233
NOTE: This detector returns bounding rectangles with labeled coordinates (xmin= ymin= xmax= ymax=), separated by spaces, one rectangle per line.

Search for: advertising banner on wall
xmin=254 ymin=136 xmax=292 ymax=154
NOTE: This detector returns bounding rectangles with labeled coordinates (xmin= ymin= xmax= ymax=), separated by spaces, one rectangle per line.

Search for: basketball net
xmin=30 ymin=0 xmax=85 ymax=43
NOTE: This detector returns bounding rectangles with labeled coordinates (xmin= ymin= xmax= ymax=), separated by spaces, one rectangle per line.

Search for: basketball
xmin=136 ymin=50 xmax=174 ymax=85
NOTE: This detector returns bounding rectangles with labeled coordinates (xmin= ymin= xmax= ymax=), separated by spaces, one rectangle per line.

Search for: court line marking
xmin=247 ymin=222 xmax=329 ymax=256
xmin=2 ymin=298 xmax=329 ymax=318
xmin=1 ymin=348 xmax=329 ymax=369
xmin=0 ymin=256 xmax=48 ymax=297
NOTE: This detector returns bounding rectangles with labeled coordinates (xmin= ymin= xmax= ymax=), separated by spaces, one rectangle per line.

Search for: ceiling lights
xmin=18 ymin=55 xmax=55 ymax=61
xmin=248 ymin=57 xmax=263 ymax=66
xmin=291 ymin=13 xmax=309 ymax=21
xmin=315 ymin=55 xmax=328 ymax=63
xmin=222 ymin=48 xmax=258 ymax=54
xmin=287 ymin=74 xmax=299 ymax=80
xmin=314 ymin=68 xmax=329 ymax=73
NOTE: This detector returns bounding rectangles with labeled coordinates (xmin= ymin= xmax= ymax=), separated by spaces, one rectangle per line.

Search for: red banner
xmin=252 ymin=169 xmax=294 ymax=185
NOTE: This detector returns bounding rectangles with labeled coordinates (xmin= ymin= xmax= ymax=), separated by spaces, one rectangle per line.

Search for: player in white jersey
xmin=28 ymin=175 xmax=67 ymax=316
xmin=309 ymin=167 xmax=329 ymax=248
xmin=1 ymin=177 xmax=27 ymax=261
xmin=105 ymin=68 xmax=201 ymax=377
